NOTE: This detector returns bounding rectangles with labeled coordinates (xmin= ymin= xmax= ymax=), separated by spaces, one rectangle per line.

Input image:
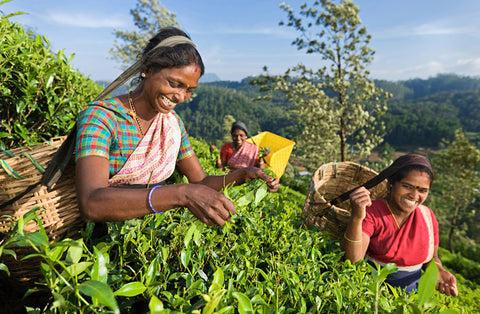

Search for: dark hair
xmin=141 ymin=27 xmax=205 ymax=76
xmin=388 ymin=164 xmax=434 ymax=187
xmin=230 ymin=121 xmax=249 ymax=137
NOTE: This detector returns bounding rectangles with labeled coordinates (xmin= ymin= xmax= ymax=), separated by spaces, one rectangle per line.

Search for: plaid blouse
xmin=75 ymin=98 xmax=193 ymax=177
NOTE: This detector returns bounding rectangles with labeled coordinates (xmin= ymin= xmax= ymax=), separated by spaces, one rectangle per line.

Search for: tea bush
xmin=1 ymin=138 xmax=478 ymax=313
xmin=0 ymin=9 xmax=102 ymax=149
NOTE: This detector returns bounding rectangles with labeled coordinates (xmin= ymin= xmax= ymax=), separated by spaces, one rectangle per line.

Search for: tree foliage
xmin=252 ymin=0 xmax=391 ymax=167
xmin=174 ymin=85 xmax=296 ymax=145
xmin=382 ymin=100 xmax=461 ymax=148
xmin=110 ymin=0 xmax=179 ymax=68
xmin=0 ymin=8 xmax=102 ymax=149
xmin=432 ymin=130 xmax=480 ymax=253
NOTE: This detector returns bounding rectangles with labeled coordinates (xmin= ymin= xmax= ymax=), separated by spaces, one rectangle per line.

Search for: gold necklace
xmin=385 ymin=200 xmax=401 ymax=230
xmin=128 ymin=91 xmax=144 ymax=137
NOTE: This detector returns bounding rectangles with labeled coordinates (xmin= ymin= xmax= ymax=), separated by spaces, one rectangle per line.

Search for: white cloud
xmin=374 ymin=18 xmax=479 ymax=40
xmin=47 ymin=12 xmax=126 ymax=28
xmin=452 ymin=58 xmax=480 ymax=76
xmin=412 ymin=22 xmax=473 ymax=36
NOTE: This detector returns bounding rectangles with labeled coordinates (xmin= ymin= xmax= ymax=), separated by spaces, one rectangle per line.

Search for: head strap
xmin=94 ymin=35 xmax=196 ymax=102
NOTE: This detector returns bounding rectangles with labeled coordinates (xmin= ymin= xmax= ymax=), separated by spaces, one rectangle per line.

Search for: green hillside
xmin=173 ymin=74 xmax=480 ymax=151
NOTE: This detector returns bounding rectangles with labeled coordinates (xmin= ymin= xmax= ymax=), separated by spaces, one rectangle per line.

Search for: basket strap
xmin=1 ymin=150 xmax=15 ymax=158
xmin=0 ymin=70 xmax=133 ymax=209
xmin=308 ymin=162 xmax=401 ymax=207
xmin=329 ymin=155 xmax=431 ymax=206
xmin=20 ymin=152 xmax=46 ymax=173
xmin=0 ymin=159 xmax=24 ymax=179
xmin=329 ymin=166 xmax=398 ymax=206
xmin=0 ymin=181 xmax=42 ymax=209
xmin=41 ymin=126 xmax=77 ymax=189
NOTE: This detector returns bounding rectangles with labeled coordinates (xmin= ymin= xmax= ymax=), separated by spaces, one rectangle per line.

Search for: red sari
xmin=362 ymin=199 xmax=438 ymax=292
xmin=362 ymin=199 xmax=438 ymax=268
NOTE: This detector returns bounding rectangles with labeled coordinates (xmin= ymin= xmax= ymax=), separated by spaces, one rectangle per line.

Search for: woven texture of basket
xmin=0 ymin=138 xmax=84 ymax=286
xmin=246 ymin=131 xmax=295 ymax=178
xmin=302 ymin=161 xmax=388 ymax=241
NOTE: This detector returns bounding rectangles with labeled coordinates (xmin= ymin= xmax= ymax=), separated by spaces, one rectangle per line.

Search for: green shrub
xmin=0 ymin=7 xmax=102 ymax=149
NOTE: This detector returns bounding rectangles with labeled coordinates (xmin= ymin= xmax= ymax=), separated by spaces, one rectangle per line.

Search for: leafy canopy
xmin=110 ymin=0 xmax=179 ymax=68
xmin=252 ymin=0 xmax=391 ymax=167
xmin=0 ymin=5 xmax=102 ymax=149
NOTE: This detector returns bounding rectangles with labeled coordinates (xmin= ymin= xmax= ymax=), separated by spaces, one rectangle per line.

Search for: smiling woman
xmin=217 ymin=121 xmax=268 ymax=171
xmin=75 ymin=27 xmax=280 ymax=226
xmin=343 ymin=154 xmax=458 ymax=296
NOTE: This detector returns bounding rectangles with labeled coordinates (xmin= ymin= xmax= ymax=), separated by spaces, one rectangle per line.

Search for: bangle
xmin=344 ymin=232 xmax=362 ymax=243
xmin=148 ymin=185 xmax=164 ymax=214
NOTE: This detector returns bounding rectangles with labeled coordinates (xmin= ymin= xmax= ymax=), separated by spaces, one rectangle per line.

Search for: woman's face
xmin=232 ymin=129 xmax=247 ymax=148
xmin=389 ymin=169 xmax=431 ymax=214
xmin=143 ymin=64 xmax=201 ymax=114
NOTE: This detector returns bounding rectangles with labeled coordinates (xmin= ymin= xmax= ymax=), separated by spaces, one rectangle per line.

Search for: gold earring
xmin=141 ymin=72 xmax=146 ymax=78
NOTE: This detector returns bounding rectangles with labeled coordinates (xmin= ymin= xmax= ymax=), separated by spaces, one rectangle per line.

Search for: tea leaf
xmin=114 ymin=281 xmax=147 ymax=297
xmin=63 ymin=261 xmax=93 ymax=279
xmin=78 ymin=280 xmax=119 ymax=314
xmin=418 ymin=261 xmax=439 ymax=308
xmin=149 ymin=295 xmax=164 ymax=313
xmin=254 ymin=182 xmax=268 ymax=206
xmin=92 ymin=246 xmax=108 ymax=283
xmin=232 ymin=292 xmax=253 ymax=314
xmin=65 ymin=240 xmax=84 ymax=264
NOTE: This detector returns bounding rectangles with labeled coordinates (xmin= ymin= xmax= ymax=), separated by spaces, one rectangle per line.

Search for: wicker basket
xmin=0 ymin=138 xmax=84 ymax=286
xmin=246 ymin=131 xmax=295 ymax=178
xmin=302 ymin=161 xmax=388 ymax=240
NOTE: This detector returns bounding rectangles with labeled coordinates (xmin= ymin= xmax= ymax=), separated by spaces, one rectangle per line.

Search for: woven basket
xmin=0 ymin=138 xmax=84 ymax=286
xmin=302 ymin=161 xmax=388 ymax=241
xmin=246 ymin=131 xmax=295 ymax=178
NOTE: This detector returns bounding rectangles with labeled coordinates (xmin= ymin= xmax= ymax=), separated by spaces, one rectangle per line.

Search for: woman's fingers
xmin=437 ymin=276 xmax=459 ymax=296
xmin=350 ymin=187 xmax=372 ymax=207
xmin=267 ymin=177 xmax=280 ymax=192
xmin=186 ymin=185 xmax=236 ymax=226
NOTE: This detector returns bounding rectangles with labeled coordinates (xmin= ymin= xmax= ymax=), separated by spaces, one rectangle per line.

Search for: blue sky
xmin=2 ymin=0 xmax=479 ymax=82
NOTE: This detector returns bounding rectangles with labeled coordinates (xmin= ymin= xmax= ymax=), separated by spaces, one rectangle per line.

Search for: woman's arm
xmin=76 ymin=156 xmax=153 ymax=222
xmin=428 ymin=246 xmax=458 ymax=296
xmin=75 ymin=155 xmax=235 ymax=225
xmin=177 ymin=155 xmax=280 ymax=192
xmin=343 ymin=187 xmax=372 ymax=262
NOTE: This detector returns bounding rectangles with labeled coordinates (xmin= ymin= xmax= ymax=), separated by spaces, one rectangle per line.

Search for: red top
xmin=220 ymin=142 xmax=234 ymax=163
xmin=220 ymin=142 xmax=259 ymax=169
xmin=362 ymin=199 xmax=439 ymax=267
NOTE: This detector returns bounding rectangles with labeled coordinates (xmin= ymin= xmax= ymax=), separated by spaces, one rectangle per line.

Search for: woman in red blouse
xmin=343 ymin=154 xmax=457 ymax=296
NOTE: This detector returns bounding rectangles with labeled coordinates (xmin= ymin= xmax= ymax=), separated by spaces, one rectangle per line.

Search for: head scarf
xmin=379 ymin=154 xmax=432 ymax=181
xmin=231 ymin=121 xmax=250 ymax=137
xmin=94 ymin=36 xmax=196 ymax=102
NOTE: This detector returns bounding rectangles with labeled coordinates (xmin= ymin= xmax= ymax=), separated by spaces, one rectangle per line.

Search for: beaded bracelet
xmin=148 ymin=185 xmax=164 ymax=214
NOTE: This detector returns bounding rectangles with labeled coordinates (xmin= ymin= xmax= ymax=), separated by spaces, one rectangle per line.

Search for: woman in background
xmin=218 ymin=121 xmax=268 ymax=171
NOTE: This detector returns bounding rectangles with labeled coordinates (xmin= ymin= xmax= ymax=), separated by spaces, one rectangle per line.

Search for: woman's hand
xmin=242 ymin=167 xmax=280 ymax=192
xmin=437 ymin=268 xmax=458 ymax=296
xmin=349 ymin=187 xmax=372 ymax=221
xmin=179 ymin=184 xmax=236 ymax=226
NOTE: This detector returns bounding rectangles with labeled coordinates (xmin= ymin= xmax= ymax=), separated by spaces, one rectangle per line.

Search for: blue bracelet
xmin=148 ymin=185 xmax=164 ymax=214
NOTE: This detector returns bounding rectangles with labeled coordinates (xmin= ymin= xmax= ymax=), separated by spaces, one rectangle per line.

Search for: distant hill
xmin=96 ymin=73 xmax=480 ymax=149
xmin=199 ymin=73 xmax=222 ymax=83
